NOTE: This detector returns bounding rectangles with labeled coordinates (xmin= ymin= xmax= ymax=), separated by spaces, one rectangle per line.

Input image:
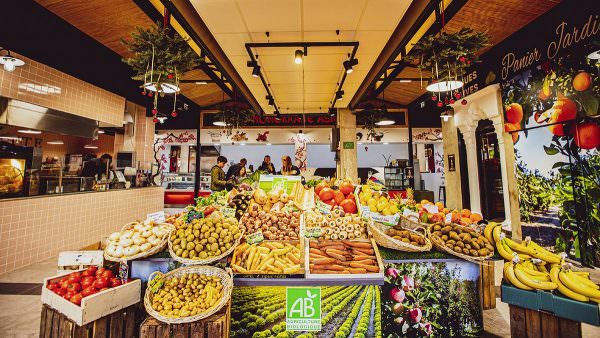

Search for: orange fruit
xmin=548 ymin=98 xmax=577 ymax=136
xmin=505 ymin=103 xmax=524 ymax=124
xmin=461 ymin=209 xmax=471 ymax=218
xmin=573 ymin=71 xmax=592 ymax=92
xmin=574 ymin=121 xmax=600 ymax=150
xmin=470 ymin=213 xmax=483 ymax=223
xmin=504 ymin=122 xmax=519 ymax=143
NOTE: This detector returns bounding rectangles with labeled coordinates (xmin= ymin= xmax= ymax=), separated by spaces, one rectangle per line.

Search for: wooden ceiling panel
xmin=179 ymin=83 xmax=229 ymax=107
xmin=386 ymin=0 xmax=561 ymax=106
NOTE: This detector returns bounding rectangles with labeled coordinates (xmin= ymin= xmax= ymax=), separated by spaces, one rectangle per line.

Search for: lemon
xmin=361 ymin=185 xmax=372 ymax=194
xmin=367 ymin=198 xmax=377 ymax=206
xmin=382 ymin=207 xmax=391 ymax=216
xmin=369 ymin=205 xmax=378 ymax=212
xmin=377 ymin=201 xmax=388 ymax=212
xmin=390 ymin=205 xmax=399 ymax=214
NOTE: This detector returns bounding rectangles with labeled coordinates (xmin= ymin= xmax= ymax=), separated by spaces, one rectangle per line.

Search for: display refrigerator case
xmin=0 ymin=141 xmax=33 ymax=198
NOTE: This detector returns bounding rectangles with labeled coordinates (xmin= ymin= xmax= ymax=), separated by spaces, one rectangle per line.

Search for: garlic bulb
xmin=120 ymin=230 xmax=133 ymax=239
xmin=140 ymin=243 xmax=152 ymax=251
xmin=133 ymin=223 xmax=145 ymax=232
xmin=120 ymin=238 xmax=133 ymax=247
xmin=109 ymin=232 xmax=121 ymax=241
xmin=133 ymin=236 xmax=146 ymax=245
xmin=147 ymin=235 xmax=160 ymax=246
xmin=141 ymin=230 xmax=153 ymax=238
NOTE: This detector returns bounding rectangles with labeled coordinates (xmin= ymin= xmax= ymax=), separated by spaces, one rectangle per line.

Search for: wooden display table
xmin=509 ymin=305 xmax=582 ymax=338
xmin=39 ymin=304 xmax=141 ymax=338
xmin=139 ymin=300 xmax=230 ymax=338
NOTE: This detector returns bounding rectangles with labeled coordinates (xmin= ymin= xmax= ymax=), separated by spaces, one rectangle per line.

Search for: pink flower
xmin=402 ymin=275 xmax=414 ymax=292
xmin=409 ymin=307 xmax=422 ymax=323
xmin=386 ymin=267 xmax=399 ymax=278
xmin=420 ymin=322 xmax=433 ymax=335
xmin=389 ymin=287 xmax=406 ymax=303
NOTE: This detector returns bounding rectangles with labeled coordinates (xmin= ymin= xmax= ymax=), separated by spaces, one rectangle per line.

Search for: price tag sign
xmin=149 ymin=273 xmax=164 ymax=294
xmin=445 ymin=213 xmax=453 ymax=224
xmin=402 ymin=208 xmax=420 ymax=219
xmin=423 ymin=204 xmax=439 ymax=214
xmin=216 ymin=194 xmax=227 ymax=206
xmin=316 ymin=200 xmax=332 ymax=214
xmin=147 ymin=211 xmax=166 ymax=223
xmin=284 ymin=204 xmax=299 ymax=213
xmin=119 ymin=261 xmax=129 ymax=283
xmin=222 ymin=207 xmax=237 ymax=218
xmin=304 ymin=227 xmax=322 ymax=238
xmin=246 ymin=231 xmax=264 ymax=245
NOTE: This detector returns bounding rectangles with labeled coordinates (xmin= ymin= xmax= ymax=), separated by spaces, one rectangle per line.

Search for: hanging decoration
xmin=406 ymin=15 xmax=489 ymax=108
xmin=213 ymin=101 xmax=254 ymax=136
xmin=121 ymin=22 xmax=198 ymax=123
xmin=358 ymin=103 xmax=387 ymax=143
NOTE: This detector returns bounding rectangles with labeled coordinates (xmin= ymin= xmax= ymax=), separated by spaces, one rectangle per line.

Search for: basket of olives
xmin=167 ymin=213 xmax=244 ymax=265
xmin=144 ymin=265 xmax=233 ymax=323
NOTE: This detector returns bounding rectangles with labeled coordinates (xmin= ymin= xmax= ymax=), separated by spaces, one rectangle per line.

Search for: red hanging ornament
xmin=431 ymin=95 xmax=437 ymax=101
xmin=152 ymin=117 xmax=159 ymax=123
xmin=147 ymin=92 xmax=153 ymax=97
xmin=455 ymin=92 xmax=461 ymax=99
xmin=466 ymin=60 xmax=471 ymax=65
xmin=444 ymin=97 xmax=449 ymax=104
xmin=167 ymin=73 xmax=174 ymax=79
xmin=459 ymin=56 xmax=466 ymax=63
xmin=436 ymin=101 xmax=444 ymax=108
xmin=152 ymin=109 xmax=158 ymax=115
xmin=171 ymin=111 xmax=177 ymax=117
xmin=141 ymin=91 xmax=146 ymax=96
xmin=449 ymin=99 xmax=455 ymax=104
xmin=461 ymin=99 xmax=468 ymax=105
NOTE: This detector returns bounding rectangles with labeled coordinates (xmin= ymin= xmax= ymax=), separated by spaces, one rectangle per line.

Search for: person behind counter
xmin=80 ymin=154 xmax=112 ymax=179
xmin=279 ymin=155 xmax=300 ymax=176
xmin=257 ymin=155 xmax=276 ymax=174
xmin=210 ymin=156 xmax=228 ymax=191
xmin=226 ymin=158 xmax=247 ymax=180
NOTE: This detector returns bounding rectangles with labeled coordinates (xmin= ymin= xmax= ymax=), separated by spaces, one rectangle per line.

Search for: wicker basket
xmin=369 ymin=222 xmax=432 ymax=252
xmin=144 ymin=265 xmax=233 ymax=324
xmin=104 ymin=222 xmax=173 ymax=262
xmin=167 ymin=219 xmax=244 ymax=265
xmin=399 ymin=215 xmax=430 ymax=232
xmin=429 ymin=224 xmax=494 ymax=264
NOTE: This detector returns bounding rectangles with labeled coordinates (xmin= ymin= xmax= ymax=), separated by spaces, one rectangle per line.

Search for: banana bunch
xmin=486 ymin=222 xmax=563 ymax=264
xmin=550 ymin=265 xmax=600 ymax=303
xmin=504 ymin=260 xmax=557 ymax=291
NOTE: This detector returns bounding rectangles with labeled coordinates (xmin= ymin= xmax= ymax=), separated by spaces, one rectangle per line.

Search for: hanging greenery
xmin=358 ymin=104 xmax=387 ymax=142
xmin=213 ymin=102 xmax=254 ymax=136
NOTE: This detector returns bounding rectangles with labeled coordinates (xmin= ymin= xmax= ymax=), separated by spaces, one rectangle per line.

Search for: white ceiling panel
xmin=190 ymin=0 xmax=412 ymax=113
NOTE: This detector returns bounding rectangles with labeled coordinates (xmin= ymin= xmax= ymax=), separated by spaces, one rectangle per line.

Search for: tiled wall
xmin=0 ymin=52 xmax=125 ymax=126
xmin=0 ymin=187 xmax=164 ymax=275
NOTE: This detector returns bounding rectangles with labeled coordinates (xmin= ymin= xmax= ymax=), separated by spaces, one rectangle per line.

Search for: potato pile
xmin=171 ymin=216 xmax=242 ymax=260
xmin=430 ymin=223 xmax=494 ymax=257
xmin=304 ymin=207 xmax=367 ymax=240
xmin=240 ymin=205 xmax=300 ymax=240
xmin=385 ymin=227 xmax=427 ymax=246
xmin=150 ymin=273 xmax=223 ymax=318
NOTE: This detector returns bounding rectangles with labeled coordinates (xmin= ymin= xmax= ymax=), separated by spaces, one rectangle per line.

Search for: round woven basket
xmin=399 ymin=215 xmax=430 ymax=232
xmin=144 ymin=265 xmax=233 ymax=324
xmin=104 ymin=222 xmax=174 ymax=262
xmin=369 ymin=222 xmax=432 ymax=252
xmin=167 ymin=219 xmax=244 ymax=265
xmin=429 ymin=224 xmax=494 ymax=264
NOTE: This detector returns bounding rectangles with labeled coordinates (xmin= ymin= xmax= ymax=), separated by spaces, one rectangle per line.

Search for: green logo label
xmin=286 ymin=287 xmax=321 ymax=331
xmin=272 ymin=177 xmax=288 ymax=192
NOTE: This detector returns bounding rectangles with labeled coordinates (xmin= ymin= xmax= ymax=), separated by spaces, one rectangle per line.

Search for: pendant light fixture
xmin=294 ymin=50 xmax=304 ymax=64
xmin=0 ymin=49 xmax=25 ymax=72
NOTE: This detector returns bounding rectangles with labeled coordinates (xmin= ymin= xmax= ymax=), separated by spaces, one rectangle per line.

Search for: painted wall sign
xmin=202 ymin=112 xmax=336 ymax=128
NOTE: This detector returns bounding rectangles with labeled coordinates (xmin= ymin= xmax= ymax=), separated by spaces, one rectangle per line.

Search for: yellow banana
xmin=559 ymin=270 xmax=600 ymax=298
xmin=569 ymin=272 xmax=599 ymax=290
xmin=504 ymin=262 xmax=534 ymax=290
xmin=536 ymin=264 xmax=549 ymax=274
xmin=531 ymin=249 xmax=562 ymax=264
xmin=514 ymin=265 xmax=557 ymax=290
xmin=550 ymin=266 xmax=589 ymax=302
xmin=492 ymin=225 xmax=502 ymax=243
xmin=572 ymin=271 xmax=590 ymax=278
xmin=497 ymin=239 xmax=515 ymax=261
xmin=591 ymin=297 xmax=600 ymax=304
xmin=484 ymin=223 xmax=498 ymax=245
xmin=517 ymin=263 xmax=549 ymax=277
xmin=505 ymin=238 xmax=536 ymax=255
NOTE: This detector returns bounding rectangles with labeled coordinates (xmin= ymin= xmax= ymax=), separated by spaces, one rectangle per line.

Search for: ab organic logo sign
xmin=286 ymin=287 xmax=321 ymax=331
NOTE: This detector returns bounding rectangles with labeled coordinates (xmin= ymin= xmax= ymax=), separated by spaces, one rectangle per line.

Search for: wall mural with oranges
xmin=478 ymin=0 xmax=600 ymax=266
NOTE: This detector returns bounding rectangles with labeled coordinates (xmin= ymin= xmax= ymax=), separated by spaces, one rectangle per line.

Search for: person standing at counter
xmin=210 ymin=156 xmax=228 ymax=191
xmin=257 ymin=155 xmax=276 ymax=174
xmin=226 ymin=158 xmax=247 ymax=180
xmin=279 ymin=155 xmax=300 ymax=176
xmin=80 ymin=154 xmax=112 ymax=179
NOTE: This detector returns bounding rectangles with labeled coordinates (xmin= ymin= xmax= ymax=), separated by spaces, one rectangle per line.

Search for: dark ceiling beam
xmin=163 ymin=0 xmax=263 ymax=114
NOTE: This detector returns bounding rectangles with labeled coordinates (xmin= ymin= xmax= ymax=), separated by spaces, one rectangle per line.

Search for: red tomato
xmin=333 ymin=190 xmax=345 ymax=205
xmin=318 ymin=187 xmax=335 ymax=202
xmin=95 ymin=267 xmax=106 ymax=278
xmin=99 ymin=287 xmax=110 ymax=292
xmin=110 ymin=278 xmax=122 ymax=287
xmin=67 ymin=273 xmax=81 ymax=284
xmin=67 ymin=282 xmax=82 ymax=292
xmin=82 ymin=266 xmax=97 ymax=277
xmin=100 ymin=270 xmax=114 ymax=279
xmin=315 ymin=181 xmax=329 ymax=196
xmin=324 ymin=198 xmax=336 ymax=207
xmin=70 ymin=293 xmax=83 ymax=306
xmin=47 ymin=283 xmax=57 ymax=291
xmin=339 ymin=182 xmax=354 ymax=195
xmin=55 ymin=288 xmax=67 ymax=296
xmin=59 ymin=279 xmax=70 ymax=290
xmin=64 ymin=290 xmax=76 ymax=300
xmin=93 ymin=277 xmax=109 ymax=289
xmin=81 ymin=276 xmax=95 ymax=289
xmin=81 ymin=286 xmax=97 ymax=297
xmin=339 ymin=198 xmax=357 ymax=214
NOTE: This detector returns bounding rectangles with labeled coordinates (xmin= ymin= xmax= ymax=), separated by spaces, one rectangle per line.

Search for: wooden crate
xmin=479 ymin=261 xmax=496 ymax=310
xmin=509 ymin=305 xmax=582 ymax=338
xmin=140 ymin=300 xmax=231 ymax=338
xmin=39 ymin=304 xmax=142 ymax=338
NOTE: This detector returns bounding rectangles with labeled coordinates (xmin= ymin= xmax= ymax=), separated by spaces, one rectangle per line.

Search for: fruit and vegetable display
xmin=248 ymin=188 xmax=293 ymax=212
xmin=240 ymin=205 xmax=301 ymax=240
xmin=357 ymin=185 xmax=401 ymax=216
xmin=149 ymin=273 xmax=224 ymax=318
xmin=308 ymin=240 xmax=381 ymax=274
xmin=104 ymin=221 xmax=172 ymax=260
xmin=168 ymin=214 xmax=242 ymax=262
xmin=195 ymin=190 xmax=227 ymax=208
xmin=45 ymin=267 xmax=129 ymax=306
xmin=228 ymin=192 xmax=252 ymax=219
xmin=314 ymin=180 xmax=358 ymax=214
xmin=429 ymin=223 xmax=493 ymax=259
xmin=231 ymin=241 xmax=303 ymax=274
xmin=385 ymin=227 xmax=428 ymax=247
xmin=304 ymin=207 xmax=368 ymax=240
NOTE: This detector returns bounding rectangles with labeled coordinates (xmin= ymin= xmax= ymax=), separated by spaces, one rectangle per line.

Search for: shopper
xmin=279 ymin=155 xmax=300 ymax=176
xmin=81 ymin=153 xmax=112 ymax=179
xmin=226 ymin=158 xmax=247 ymax=180
xmin=210 ymin=156 xmax=228 ymax=191
xmin=257 ymin=155 xmax=276 ymax=174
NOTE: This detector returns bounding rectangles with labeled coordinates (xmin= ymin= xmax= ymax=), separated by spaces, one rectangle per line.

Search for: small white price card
xmin=147 ymin=211 xmax=166 ymax=223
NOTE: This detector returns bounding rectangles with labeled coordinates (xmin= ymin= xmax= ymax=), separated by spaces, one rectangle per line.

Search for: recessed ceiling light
xmin=97 ymin=130 xmax=105 ymax=134
xmin=294 ymin=49 xmax=303 ymax=64
xmin=195 ymin=81 xmax=208 ymax=85
xmin=426 ymin=80 xmax=463 ymax=92
xmin=47 ymin=140 xmax=64 ymax=145
xmin=240 ymin=143 xmax=246 ymax=146
xmin=84 ymin=144 xmax=98 ymax=149
xmin=266 ymin=143 xmax=272 ymax=146
xmin=335 ymin=90 xmax=344 ymax=101
xmin=0 ymin=136 xmax=21 ymax=141
xmin=375 ymin=120 xmax=395 ymax=126
xmin=0 ymin=51 xmax=25 ymax=72
xmin=383 ymin=142 xmax=389 ymax=145
xmin=17 ymin=129 xmax=41 ymax=134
